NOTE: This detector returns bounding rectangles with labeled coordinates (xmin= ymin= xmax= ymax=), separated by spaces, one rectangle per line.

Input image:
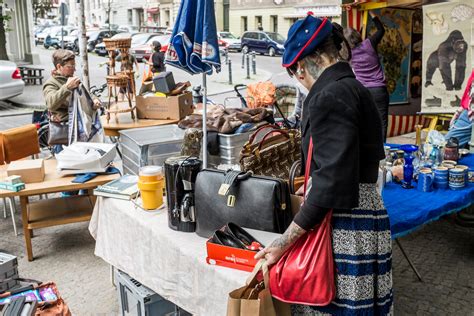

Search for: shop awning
xmin=283 ymin=5 xmax=342 ymax=19
xmin=147 ymin=7 xmax=159 ymax=13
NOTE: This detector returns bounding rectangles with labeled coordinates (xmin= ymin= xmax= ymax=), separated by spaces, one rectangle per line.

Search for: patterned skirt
xmin=292 ymin=183 xmax=393 ymax=316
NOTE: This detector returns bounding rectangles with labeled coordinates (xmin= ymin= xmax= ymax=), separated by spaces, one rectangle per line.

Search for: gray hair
xmin=301 ymin=53 xmax=325 ymax=80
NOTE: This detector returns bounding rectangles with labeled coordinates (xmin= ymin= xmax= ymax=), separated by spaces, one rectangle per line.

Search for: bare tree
xmin=0 ymin=0 xmax=11 ymax=60
xmin=32 ymin=0 xmax=53 ymax=24
xmin=103 ymin=0 xmax=113 ymax=31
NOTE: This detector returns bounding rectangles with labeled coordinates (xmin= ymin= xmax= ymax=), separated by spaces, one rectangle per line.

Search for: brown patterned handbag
xmin=239 ymin=126 xmax=301 ymax=180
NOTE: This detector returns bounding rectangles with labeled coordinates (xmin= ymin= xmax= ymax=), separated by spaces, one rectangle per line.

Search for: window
xmin=223 ymin=0 xmax=230 ymax=32
xmin=270 ymin=15 xmax=278 ymax=33
xmin=128 ymin=9 xmax=132 ymax=24
xmin=247 ymin=32 xmax=258 ymax=40
xmin=255 ymin=16 xmax=262 ymax=29
xmin=266 ymin=32 xmax=285 ymax=44
xmin=242 ymin=16 xmax=248 ymax=33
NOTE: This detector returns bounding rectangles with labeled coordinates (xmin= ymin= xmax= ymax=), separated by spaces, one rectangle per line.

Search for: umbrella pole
xmin=202 ymin=73 xmax=208 ymax=168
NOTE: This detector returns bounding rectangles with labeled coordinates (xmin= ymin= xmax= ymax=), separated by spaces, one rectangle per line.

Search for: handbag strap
xmin=303 ymin=138 xmax=313 ymax=198
xmin=256 ymin=129 xmax=292 ymax=151
xmin=247 ymin=124 xmax=280 ymax=145
xmin=303 ymin=139 xmax=333 ymax=221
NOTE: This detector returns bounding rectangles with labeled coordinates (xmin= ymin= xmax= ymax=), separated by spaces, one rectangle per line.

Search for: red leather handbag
xmin=269 ymin=138 xmax=336 ymax=305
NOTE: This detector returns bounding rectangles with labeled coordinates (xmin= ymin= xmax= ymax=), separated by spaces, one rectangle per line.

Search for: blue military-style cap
xmin=282 ymin=14 xmax=333 ymax=68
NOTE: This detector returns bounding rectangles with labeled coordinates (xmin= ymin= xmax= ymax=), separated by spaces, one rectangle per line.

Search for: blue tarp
xmin=383 ymin=153 xmax=474 ymax=239
xmin=165 ymin=0 xmax=221 ymax=75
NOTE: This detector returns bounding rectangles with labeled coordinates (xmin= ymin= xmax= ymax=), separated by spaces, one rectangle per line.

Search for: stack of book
xmin=0 ymin=176 xmax=25 ymax=192
xmin=93 ymin=175 xmax=139 ymax=200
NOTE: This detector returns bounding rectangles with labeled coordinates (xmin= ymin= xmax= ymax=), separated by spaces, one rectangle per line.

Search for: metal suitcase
xmin=115 ymin=269 xmax=191 ymax=316
xmin=209 ymin=130 xmax=263 ymax=166
xmin=0 ymin=252 xmax=19 ymax=293
xmin=119 ymin=125 xmax=186 ymax=175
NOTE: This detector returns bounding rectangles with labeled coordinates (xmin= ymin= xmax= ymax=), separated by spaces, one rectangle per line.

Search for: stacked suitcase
xmin=0 ymin=252 xmax=19 ymax=293
xmin=120 ymin=125 xmax=186 ymax=175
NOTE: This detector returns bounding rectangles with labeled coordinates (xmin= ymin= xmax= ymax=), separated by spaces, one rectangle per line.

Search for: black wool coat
xmin=294 ymin=62 xmax=385 ymax=230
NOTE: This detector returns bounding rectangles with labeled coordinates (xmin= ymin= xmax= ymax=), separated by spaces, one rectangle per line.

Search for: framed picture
xmin=421 ymin=2 xmax=473 ymax=113
xmin=367 ymin=8 xmax=413 ymax=105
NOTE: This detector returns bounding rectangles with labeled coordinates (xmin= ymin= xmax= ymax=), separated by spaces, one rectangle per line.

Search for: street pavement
xmin=1 ymin=46 xmax=295 ymax=129
xmin=1 ymin=47 xmax=473 ymax=315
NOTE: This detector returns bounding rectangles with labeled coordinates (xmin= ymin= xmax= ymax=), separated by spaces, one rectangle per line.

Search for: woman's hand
xmin=255 ymin=243 xmax=287 ymax=266
xmin=295 ymin=184 xmax=305 ymax=197
xmin=93 ymin=99 xmax=102 ymax=110
xmin=66 ymin=76 xmax=81 ymax=90
xmin=254 ymin=222 xmax=306 ymax=266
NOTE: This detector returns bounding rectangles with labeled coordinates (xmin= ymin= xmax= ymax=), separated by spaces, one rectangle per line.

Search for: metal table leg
xmin=396 ymin=239 xmax=423 ymax=282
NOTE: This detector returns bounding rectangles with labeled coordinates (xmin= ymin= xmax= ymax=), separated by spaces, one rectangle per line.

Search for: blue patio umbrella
xmin=166 ymin=0 xmax=221 ymax=167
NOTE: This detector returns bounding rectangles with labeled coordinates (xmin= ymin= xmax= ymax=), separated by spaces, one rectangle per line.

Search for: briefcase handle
xmin=219 ymin=170 xmax=253 ymax=197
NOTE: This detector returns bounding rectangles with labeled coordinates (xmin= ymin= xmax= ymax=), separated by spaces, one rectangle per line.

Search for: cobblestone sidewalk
xmin=1 ymin=204 xmax=473 ymax=315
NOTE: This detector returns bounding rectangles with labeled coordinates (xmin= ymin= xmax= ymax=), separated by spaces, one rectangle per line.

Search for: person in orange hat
xmin=255 ymin=14 xmax=393 ymax=315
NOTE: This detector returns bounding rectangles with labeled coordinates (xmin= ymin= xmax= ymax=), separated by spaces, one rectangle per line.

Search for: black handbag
xmin=48 ymin=121 xmax=69 ymax=145
xmin=195 ymin=169 xmax=292 ymax=238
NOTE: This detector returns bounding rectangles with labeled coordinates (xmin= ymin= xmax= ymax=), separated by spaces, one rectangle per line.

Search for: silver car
xmin=0 ymin=61 xmax=25 ymax=100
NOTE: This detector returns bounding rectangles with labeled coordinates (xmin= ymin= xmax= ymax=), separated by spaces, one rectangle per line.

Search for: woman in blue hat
xmin=256 ymin=14 xmax=393 ymax=315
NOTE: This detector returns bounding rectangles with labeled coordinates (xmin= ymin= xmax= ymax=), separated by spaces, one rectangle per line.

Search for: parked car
xmin=44 ymin=27 xmax=76 ymax=49
xmin=139 ymin=26 xmax=169 ymax=34
xmin=61 ymin=29 xmax=80 ymax=50
xmin=240 ymin=31 xmax=285 ymax=56
xmin=87 ymin=30 xmax=120 ymax=52
xmin=130 ymin=34 xmax=170 ymax=62
xmin=118 ymin=25 xmax=140 ymax=34
xmin=36 ymin=26 xmax=61 ymax=45
xmin=63 ymin=30 xmax=102 ymax=52
xmin=218 ymin=31 xmax=241 ymax=51
xmin=0 ymin=61 xmax=25 ymax=101
xmin=94 ymin=32 xmax=139 ymax=56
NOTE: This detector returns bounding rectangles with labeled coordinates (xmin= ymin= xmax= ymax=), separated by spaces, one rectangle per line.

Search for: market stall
xmin=344 ymin=0 xmax=474 ymax=136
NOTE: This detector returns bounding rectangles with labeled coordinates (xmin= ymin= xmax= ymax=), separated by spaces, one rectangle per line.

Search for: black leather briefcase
xmin=195 ymin=169 xmax=292 ymax=238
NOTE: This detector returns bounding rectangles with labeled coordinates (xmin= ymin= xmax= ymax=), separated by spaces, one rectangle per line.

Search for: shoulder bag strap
xmin=303 ymin=138 xmax=313 ymax=198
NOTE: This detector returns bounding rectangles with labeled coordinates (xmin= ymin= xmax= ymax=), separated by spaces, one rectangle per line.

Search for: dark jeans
xmin=368 ymin=86 xmax=389 ymax=142
xmin=53 ymin=144 xmax=64 ymax=155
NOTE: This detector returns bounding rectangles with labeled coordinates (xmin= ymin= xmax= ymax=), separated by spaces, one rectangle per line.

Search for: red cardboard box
xmin=206 ymin=238 xmax=259 ymax=272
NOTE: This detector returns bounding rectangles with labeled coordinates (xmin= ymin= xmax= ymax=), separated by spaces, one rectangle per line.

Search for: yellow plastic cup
xmin=138 ymin=166 xmax=164 ymax=210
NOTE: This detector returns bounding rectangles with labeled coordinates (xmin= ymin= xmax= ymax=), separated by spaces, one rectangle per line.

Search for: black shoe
xmin=425 ymin=96 xmax=442 ymax=107
xmin=450 ymin=95 xmax=461 ymax=107
xmin=211 ymin=230 xmax=246 ymax=249
xmin=225 ymin=222 xmax=264 ymax=249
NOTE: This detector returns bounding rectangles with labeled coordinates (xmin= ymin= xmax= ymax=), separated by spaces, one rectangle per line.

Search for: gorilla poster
xmin=422 ymin=2 xmax=473 ymax=113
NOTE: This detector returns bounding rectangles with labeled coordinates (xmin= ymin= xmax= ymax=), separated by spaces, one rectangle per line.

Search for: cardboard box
xmin=206 ymin=237 xmax=259 ymax=272
xmin=7 ymin=159 xmax=45 ymax=183
xmin=136 ymin=84 xmax=193 ymax=120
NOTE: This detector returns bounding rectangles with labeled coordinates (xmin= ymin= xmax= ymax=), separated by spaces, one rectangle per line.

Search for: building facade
xmin=229 ymin=0 xmax=341 ymax=37
xmin=143 ymin=0 xmax=225 ymax=30
xmin=4 ymin=0 xmax=39 ymax=63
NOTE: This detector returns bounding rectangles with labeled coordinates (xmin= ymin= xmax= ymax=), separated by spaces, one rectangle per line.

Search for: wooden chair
xmin=0 ymin=124 xmax=41 ymax=236
xmin=2 ymin=124 xmax=40 ymax=163
xmin=0 ymin=132 xmax=17 ymax=235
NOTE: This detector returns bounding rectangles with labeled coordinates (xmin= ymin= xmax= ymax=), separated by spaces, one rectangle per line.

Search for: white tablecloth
xmin=89 ymin=197 xmax=280 ymax=315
